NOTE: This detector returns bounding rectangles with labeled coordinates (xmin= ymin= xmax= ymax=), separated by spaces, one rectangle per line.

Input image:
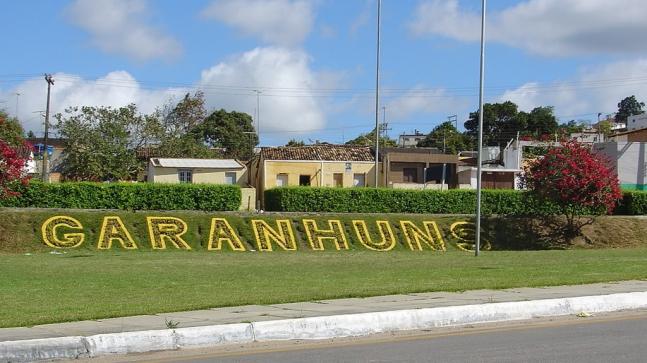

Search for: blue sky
xmin=2 ymin=0 xmax=647 ymax=146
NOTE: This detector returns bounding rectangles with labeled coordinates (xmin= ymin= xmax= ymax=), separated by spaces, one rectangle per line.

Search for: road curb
xmin=2 ymin=291 xmax=647 ymax=362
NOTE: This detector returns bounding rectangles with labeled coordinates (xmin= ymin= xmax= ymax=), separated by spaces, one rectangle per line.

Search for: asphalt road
xmin=91 ymin=313 xmax=647 ymax=363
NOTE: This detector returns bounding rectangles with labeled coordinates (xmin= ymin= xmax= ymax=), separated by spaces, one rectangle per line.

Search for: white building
xmin=628 ymin=113 xmax=647 ymax=131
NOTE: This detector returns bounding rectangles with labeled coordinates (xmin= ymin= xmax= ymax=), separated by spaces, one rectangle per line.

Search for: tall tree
xmin=346 ymin=128 xmax=397 ymax=147
xmin=615 ymin=95 xmax=645 ymax=123
xmin=464 ymin=101 xmax=524 ymax=146
xmin=417 ymin=121 xmax=467 ymax=154
xmin=524 ymin=106 xmax=558 ymax=137
xmin=160 ymin=91 xmax=207 ymax=134
xmin=55 ymin=105 xmax=147 ymax=181
xmin=154 ymin=91 xmax=215 ymax=159
xmin=194 ymin=109 xmax=258 ymax=160
xmin=0 ymin=110 xmax=25 ymax=147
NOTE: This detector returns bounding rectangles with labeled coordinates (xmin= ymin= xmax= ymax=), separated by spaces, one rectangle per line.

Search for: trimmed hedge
xmin=619 ymin=191 xmax=647 ymax=215
xmin=265 ymin=187 xmax=647 ymax=215
xmin=0 ymin=182 xmax=241 ymax=211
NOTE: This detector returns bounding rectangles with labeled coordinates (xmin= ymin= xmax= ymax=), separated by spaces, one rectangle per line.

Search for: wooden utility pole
xmin=42 ymin=74 xmax=54 ymax=182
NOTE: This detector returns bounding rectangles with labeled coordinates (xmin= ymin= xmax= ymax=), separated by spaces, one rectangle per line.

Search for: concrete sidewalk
xmin=2 ymin=280 xmax=647 ymax=343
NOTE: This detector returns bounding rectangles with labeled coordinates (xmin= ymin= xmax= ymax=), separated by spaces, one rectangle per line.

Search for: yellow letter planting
xmin=41 ymin=216 xmax=85 ymax=249
xmin=251 ymin=219 xmax=297 ymax=251
xmin=207 ymin=218 xmax=246 ymax=251
xmin=97 ymin=216 xmax=138 ymax=250
xmin=450 ymin=221 xmax=491 ymax=252
xmin=146 ymin=217 xmax=191 ymax=250
xmin=302 ymin=219 xmax=349 ymax=251
xmin=399 ymin=220 xmax=446 ymax=251
xmin=352 ymin=220 xmax=396 ymax=251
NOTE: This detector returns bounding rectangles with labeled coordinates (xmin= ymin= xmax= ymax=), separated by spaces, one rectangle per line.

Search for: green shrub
xmin=618 ymin=191 xmax=647 ymax=215
xmin=265 ymin=187 xmax=553 ymax=215
xmin=264 ymin=187 xmax=638 ymax=215
xmin=0 ymin=182 xmax=241 ymax=211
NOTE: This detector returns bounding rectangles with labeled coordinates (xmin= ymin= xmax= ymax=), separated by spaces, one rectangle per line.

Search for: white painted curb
xmin=0 ymin=336 xmax=87 ymax=362
xmin=174 ymin=323 xmax=254 ymax=348
xmin=84 ymin=329 xmax=176 ymax=357
xmin=2 ymin=291 xmax=647 ymax=362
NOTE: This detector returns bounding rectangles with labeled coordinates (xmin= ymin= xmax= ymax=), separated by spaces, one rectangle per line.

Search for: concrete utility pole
xmin=475 ymin=0 xmax=487 ymax=257
xmin=254 ymin=90 xmax=262 ymax=145
xmin=14 ymin=92 xmax=21 ymax=119
xmin=42 ymin=74 xmax=54 ymax=183
xmin=374 ymin=0 xmax=382 ymax=187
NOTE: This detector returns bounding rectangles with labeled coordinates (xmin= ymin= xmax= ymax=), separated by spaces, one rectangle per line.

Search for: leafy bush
xmin=265 ymin=187 xmax=647 ymax=215
xmin=265 ymin=187 xmax=558 ymax=215
xmin=618 ymin=191 xmax=647 ymax=215
xmin=521 ymin=140 xmax=622 ymax=237
xmin=0 ymin=182 xmax=241 ymax=211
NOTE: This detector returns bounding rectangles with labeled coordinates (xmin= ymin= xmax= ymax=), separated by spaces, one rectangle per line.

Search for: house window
xmin=276 ymin=173 xmax=288 ymax=187
xmin=299 ymin=175 xmax=311 ymax=186
xmin=178 ymin=169 xmax=193 ymax=184
xmin=403 ymin=168 xmax=418 ymax=183
xmin=353 ymin=173 xmax=365 ymax=187
xmin=224 ymin=172 xmax=237 ymax=185
xmin=333 ymin=173 xmax=343 ymax=187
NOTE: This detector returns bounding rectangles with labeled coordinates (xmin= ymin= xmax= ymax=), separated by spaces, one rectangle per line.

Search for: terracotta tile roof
xmin=261 ymin=145 xmax=374 ymax=162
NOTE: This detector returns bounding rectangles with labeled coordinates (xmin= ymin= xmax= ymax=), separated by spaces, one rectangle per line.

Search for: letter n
xmin=147 ymin=217 xmax=191 ymax=250
xmin=303 ymin=219 xmax=349 ymax=251
xmin=251 ymin=219 xmax=297 ymax=251
xmin=208 ymin=218 xmax=246 ymax=251
xmin=399 ymin=221 xmax=446 ymax=251
xmin=97 ymin=216 xmax=137 ymax=250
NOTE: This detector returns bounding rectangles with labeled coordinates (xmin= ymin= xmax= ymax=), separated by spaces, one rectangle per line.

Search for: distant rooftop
xmin=260 ymin=145 xmax=374 ymax=162
xmin=150 ymin=158 xmax=243 ymax=169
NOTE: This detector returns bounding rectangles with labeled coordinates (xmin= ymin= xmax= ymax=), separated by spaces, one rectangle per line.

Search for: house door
xmin=403 ymin=168 xmax=418 ymax=183
xmin=333 ymin=173 xmax=343 ymax=187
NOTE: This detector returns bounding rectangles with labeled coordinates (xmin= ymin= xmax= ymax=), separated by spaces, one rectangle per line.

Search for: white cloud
xmin=499 ymin=59 xmax=647 ymax=118
xmin=1 ymin=72 xmax=187 ymax=134
xmin=201 ymin=0 xmax=314 ymax=47
xmin=384 ymin=86 xmax=469 ymax=120
xmin=66 ymin=0 xmax=182 ymax=61
xmin=199 ymin=47 xmax=326 ymax=133
xmin=410 ymin=0 xmax=647 ymax=56
xmin=2 ymin=47 xmax=331 ymax=137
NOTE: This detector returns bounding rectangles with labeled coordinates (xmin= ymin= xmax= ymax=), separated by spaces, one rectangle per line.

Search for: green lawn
xmin=2 ymin=248 xmax=647 ymax=328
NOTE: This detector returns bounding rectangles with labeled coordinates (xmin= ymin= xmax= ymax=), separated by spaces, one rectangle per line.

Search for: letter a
xmin=207 ymin=218 xmax=246 ymax=251
xmin=97 ymin=216 xmax=138 ymax=250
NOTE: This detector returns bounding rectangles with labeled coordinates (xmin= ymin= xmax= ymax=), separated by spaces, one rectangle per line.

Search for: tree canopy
xmin=465 ymin=102 xmax=558 ymax=146
xmin=346 ymin=128 xmax=397 ymax=147
xmin=285 ymin=139 xmax=305 ymax=147
xmin=194 ymin=109 xmax=258 ymax=160
xmin=615 ymin=95 xmax=645 ymax=123
xmin=55 ymin=105 xmax=146 ymax=181
xmin=417 ymin=121 xmax=468 ymax=154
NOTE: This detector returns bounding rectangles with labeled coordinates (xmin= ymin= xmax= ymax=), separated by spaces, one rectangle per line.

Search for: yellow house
xmin=147 ymin=158 xmax=248 ymax=186
xmin=248 ymin=145 xmax=376 ymax=207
